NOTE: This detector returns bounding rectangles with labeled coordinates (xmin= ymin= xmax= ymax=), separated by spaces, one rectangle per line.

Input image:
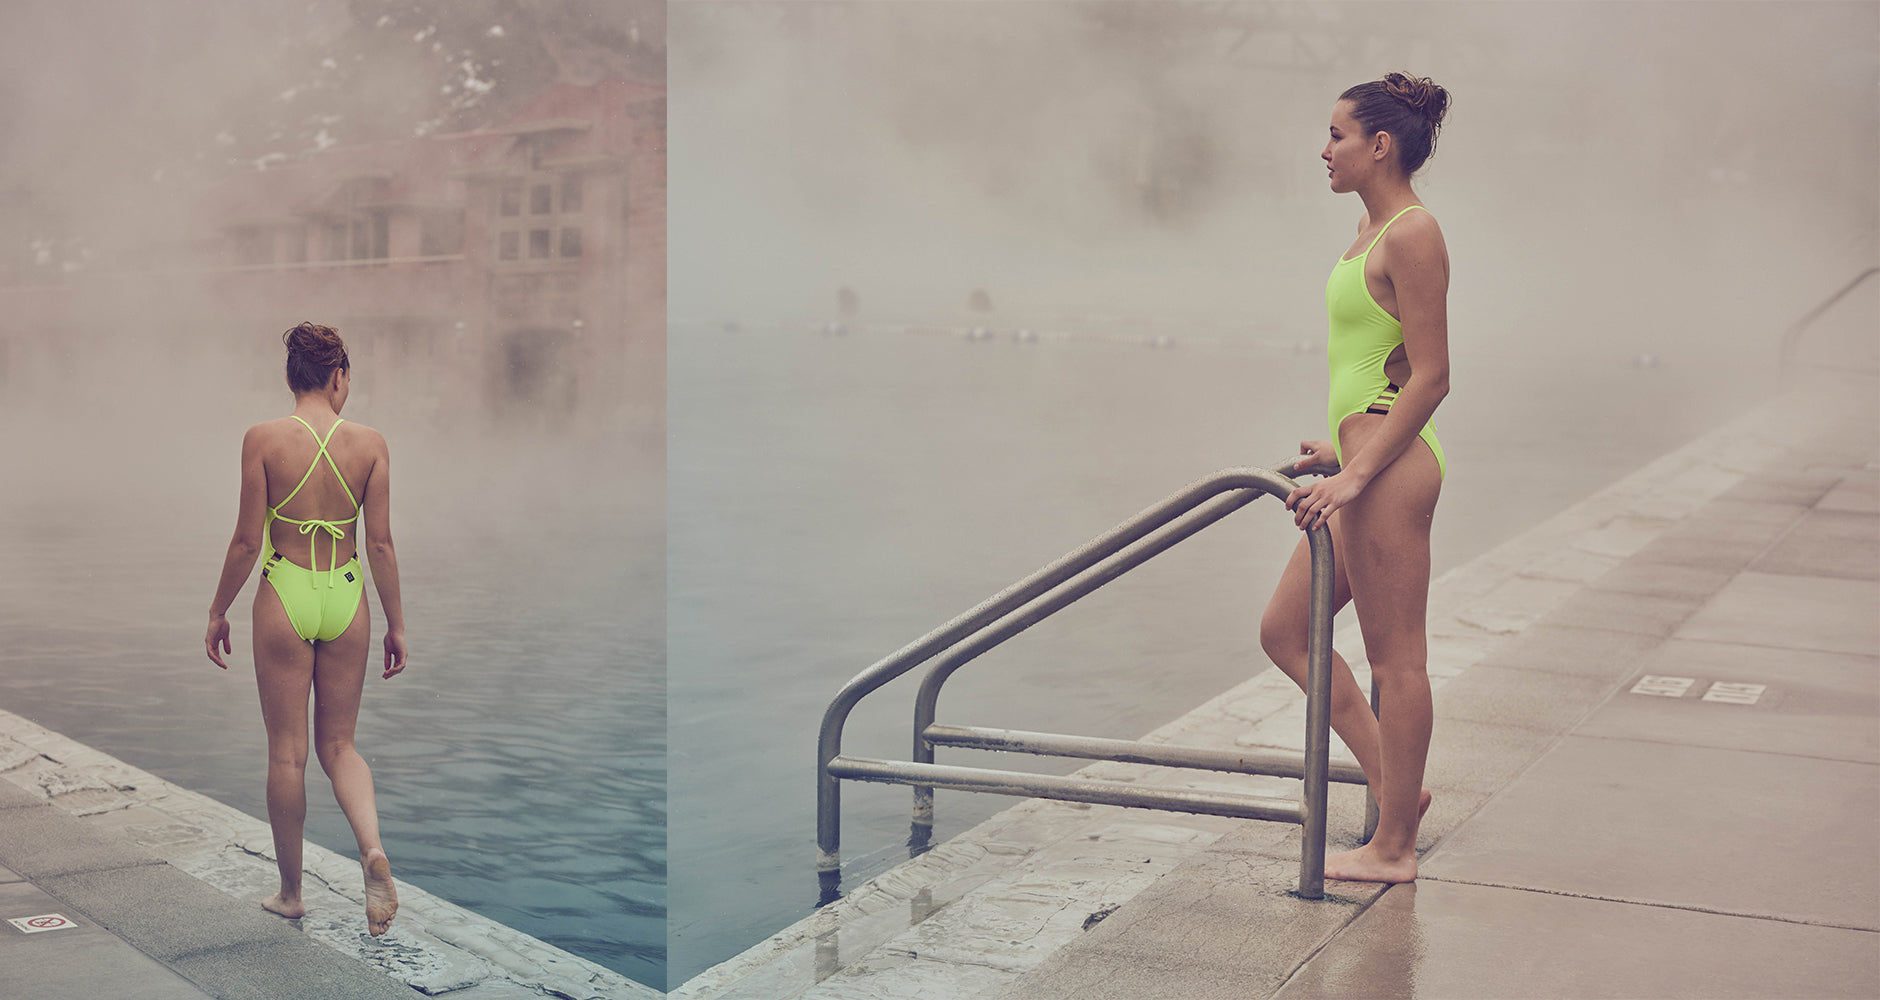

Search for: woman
xmin=205 ymin=322 xmax=406 ymax=934
xmin=1261 ymin=73 xmax=1451 ymax=884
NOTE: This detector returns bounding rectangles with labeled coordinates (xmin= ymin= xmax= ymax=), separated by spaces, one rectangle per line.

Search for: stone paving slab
xmin=1678 ymin=572 xmax=1879 ymax=656
xmin=167 ymin=939 xmax=420 ymax=1000
xmin=38 ymin=863 xmax=316 ymax=959
xmin=1752 ymin=509 xmax=1880 ymax=580
xmin=0 ymin=880 xmax=217 ymax=1000
xmin=1422 ymin=733 xmax=1880 ymax=930
xmin=1003 ymin=841 xmax=1376 ymax=1000
xmin=0 ymin=708 xmax=661 ymax=1000
xmin=0 ymin=800 xmax=167 ymax=878
xmin=1470 ymin=622 xmax=1663 ymax=679
xmin=1575 ymin=640 xmax=1880 ymax=762
xmin=1274 ymin=880 xmax=1880 ymax=1000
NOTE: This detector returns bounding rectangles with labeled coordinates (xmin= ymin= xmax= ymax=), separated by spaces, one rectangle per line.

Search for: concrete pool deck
xmin=677 ymin=376 xmax=1879 ymax=999
xmin=0 ymin=713 xmax=661 ymax=999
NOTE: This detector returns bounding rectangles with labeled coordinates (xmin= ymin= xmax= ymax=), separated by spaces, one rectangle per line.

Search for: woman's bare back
xmin=258 ymin=416 xmax=381 ymax=570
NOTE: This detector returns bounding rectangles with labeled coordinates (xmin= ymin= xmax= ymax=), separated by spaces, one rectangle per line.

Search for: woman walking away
xmin=206 ymin=322 xmax=406 ymax=934
xmin=1262 ymin=73 xmax=1452 ymax=883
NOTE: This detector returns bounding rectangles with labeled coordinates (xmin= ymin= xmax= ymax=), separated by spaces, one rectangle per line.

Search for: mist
xmin=670 ymin=1 xmax=1876 ymax=366
xmin=1 ymin=0 xmax=666 ymax=531
xmin=0 ymin=1 xmax=667 ymax=983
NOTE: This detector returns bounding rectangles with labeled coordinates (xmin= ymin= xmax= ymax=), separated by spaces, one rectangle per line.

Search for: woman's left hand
xmin=1285 ymin=470 xmax=1369 ymax=530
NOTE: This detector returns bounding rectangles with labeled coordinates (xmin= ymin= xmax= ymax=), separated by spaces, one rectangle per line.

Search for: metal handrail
xmin=816 ymin=461 xmax=1347 ymax=900
xmin=1779 ymin=266 xmax=1877 ymax=378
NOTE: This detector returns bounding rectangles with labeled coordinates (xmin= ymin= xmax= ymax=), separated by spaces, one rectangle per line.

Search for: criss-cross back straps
xmin=271 ymin=416 xmax=361 ymax=588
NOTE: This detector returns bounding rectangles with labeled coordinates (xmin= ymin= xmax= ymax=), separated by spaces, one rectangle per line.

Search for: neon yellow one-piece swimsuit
xmin=1324 ymin=204 xmax=1446 ymax=479
xmin=262 ymin=416 xmax=364 ymax=642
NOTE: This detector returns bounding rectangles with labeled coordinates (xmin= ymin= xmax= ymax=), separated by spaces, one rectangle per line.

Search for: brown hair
xmin=1339 ymin=72 xmax=1450 ymax=176
xmin=282 ymin=322 xmax=348 ymax=394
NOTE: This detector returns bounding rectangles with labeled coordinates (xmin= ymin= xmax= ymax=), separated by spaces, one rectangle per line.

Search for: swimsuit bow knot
xmin=296 ymin=519 xmax=347 ymax=540
xmin=296 ymin=520 xmax=350 ymax=588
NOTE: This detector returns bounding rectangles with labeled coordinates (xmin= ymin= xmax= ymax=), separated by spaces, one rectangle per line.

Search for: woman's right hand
xmin=206 ymin=613 xmax=232 ymax=670
xmin=1292 ymin=440 xmax=1340 ymax=477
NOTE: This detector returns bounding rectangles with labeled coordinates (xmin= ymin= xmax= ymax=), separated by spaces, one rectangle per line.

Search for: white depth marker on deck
xmin=1631 ymin=676 xmax=1696 ymax=697
xmin=1702 ymin=682 xmax=1766 ymax=705
xmin=7 ymin=913 xmax=77 ymax=934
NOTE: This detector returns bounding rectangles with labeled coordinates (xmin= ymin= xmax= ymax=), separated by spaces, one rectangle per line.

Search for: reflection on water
xmin=668 ymin=319 xmax=1760 ymax=985
xmin=0 ymin=398 xmax=666 ymax=987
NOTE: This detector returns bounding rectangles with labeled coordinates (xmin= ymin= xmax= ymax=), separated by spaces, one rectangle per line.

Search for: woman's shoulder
xmin=334 ymin=419 xmax=389 ymax=457
xmin=1388 ymin=204 xmax=1444 ymax=238
xmin=243 ymin=416 xmax=294 ymax=445
xmin=1382 ymin=205 xmax=1446 ymax=258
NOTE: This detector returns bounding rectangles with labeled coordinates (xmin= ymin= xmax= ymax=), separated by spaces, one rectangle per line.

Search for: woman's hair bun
xmin=282 ymin=321 xmax=348 ymax=393
xmin=1383 ymin=72 xmax=1449 ymax=128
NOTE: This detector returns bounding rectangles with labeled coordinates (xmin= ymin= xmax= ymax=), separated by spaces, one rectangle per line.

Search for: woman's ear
xmin=1372 ymin=130 xmax=1394 ymax=163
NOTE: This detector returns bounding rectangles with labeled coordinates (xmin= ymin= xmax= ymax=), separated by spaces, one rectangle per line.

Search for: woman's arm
xmin=1287 ymin=213 xmax=1450 ymax=528
xmin=360 ymin=429 xmax=407 ymax=678
xmin=206 ymin=425 xmax=269 ymax=668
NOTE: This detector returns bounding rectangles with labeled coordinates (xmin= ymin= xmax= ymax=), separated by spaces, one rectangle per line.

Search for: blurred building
xmin=0 ymin=76 xmax=665 ymax=430
xmin=210 ymin=76 xmax=665 ymax=426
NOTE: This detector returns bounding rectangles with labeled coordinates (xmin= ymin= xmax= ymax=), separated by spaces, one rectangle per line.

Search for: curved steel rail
xmin=1779 ymin=266 xmax=1877 ymax=378
xmin=816 ymin=462 xmax=1341 ymax=898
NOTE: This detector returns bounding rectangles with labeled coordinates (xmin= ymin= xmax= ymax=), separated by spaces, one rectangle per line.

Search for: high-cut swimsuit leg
xmin=263 ymin=416 xmax=364 ymax=643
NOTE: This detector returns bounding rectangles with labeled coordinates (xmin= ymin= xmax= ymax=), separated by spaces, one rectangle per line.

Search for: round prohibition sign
xmin=8 ymin=912 xmax=79 ymax=933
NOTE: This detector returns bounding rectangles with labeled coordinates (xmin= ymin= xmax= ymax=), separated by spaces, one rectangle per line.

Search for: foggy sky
xmin=670 ymin=1 xmax=1878 ymax=361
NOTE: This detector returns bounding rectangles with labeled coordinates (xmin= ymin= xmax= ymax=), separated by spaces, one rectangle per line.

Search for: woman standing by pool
xmin=206 ymin=322 xmax=404 ymax=934
xmin=1262 ymin=73 xmax=1451 ymax=884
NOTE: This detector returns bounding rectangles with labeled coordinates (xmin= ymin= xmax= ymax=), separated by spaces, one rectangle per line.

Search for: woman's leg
xmin=252 ymin=585 xmax=315 ymax=919
xmin=1325 ymin=435 xmax=1442 ymax=882
xmin=1260 ymin=525 xmax=1433 ymax=824
xmin=1259 ymin=534 xmax=1379 ymax=776
xmin=310 ymin=599 xmax=398 ymax=935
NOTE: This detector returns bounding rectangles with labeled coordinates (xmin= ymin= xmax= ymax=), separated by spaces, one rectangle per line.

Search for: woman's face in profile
xmin=1323 ymin=100 xmax=1373 ymax=194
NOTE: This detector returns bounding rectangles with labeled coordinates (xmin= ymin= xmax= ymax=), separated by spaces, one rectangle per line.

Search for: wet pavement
xmin=679 ymin=377 xmax=1879 ymax=1000
xmin=0 ymin=711 xmax=660 ymax=999
xmin=0 ymin=777 xmax=407 ymax=1000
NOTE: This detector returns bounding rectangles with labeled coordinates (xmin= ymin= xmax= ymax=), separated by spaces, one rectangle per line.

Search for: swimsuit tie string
xmin=296 ymin=519 xmax=348 ymax=588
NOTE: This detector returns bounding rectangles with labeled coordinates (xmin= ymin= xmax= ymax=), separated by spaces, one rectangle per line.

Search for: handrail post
xmin=1298 ymin=521 xmax=1335 ymax=899
xmin=1362 ymin=678 xmax=1380 ymax=844
xmin=817 ymin=702 xmax=848 ymax=876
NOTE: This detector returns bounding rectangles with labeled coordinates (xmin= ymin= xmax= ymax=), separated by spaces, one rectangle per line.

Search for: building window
xmin=492 ymin=170 xmax=588 ymax=265
xmin=420 ymin=210 xmax=464 ymax=256
xmin=323 ymin=221 xmax=348 ymax=261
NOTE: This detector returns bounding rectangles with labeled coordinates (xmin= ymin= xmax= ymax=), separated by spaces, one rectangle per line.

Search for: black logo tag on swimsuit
xmin=345 ymin=571 xmax=356 ymax=583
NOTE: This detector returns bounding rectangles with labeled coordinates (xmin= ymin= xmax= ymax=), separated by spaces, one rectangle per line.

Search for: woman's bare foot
xmin=1330 ymin=788 xmax=1432 ymax=882
xmin=362 ymin=848 xmax=398 ymax=936
xmin=1324 ymin=843 xmax=1418 ymax=883
xmin=261 ymin=892 xmax=305 ymax=920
